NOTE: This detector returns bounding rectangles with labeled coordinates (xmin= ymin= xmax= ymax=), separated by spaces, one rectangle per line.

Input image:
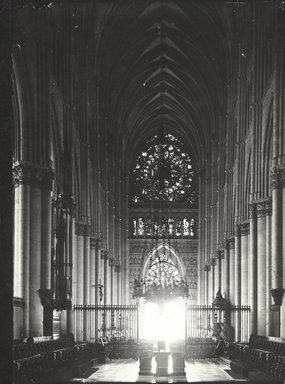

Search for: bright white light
xmin=141 ymin=298 xmax=185 ymax=341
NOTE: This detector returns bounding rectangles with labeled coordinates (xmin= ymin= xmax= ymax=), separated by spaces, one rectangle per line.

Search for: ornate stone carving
xmin=115 ymin=263 xmax=121 ymax=273
xmin=212 ymin=287 xmax=227 ymax=308
xmin=226 ymin=237 xmax=235 ymax=249
xmin=271 ymin=288 xmax=284 ymax=306
xmin=272 ymin=166 xmax=285 ymax=189
xmin=13 ymin=162 xmax=54 ymax=190
xmin=255 ymin=197 xmax=272 ymax=217
xmin=239 ymin=221 xmax=250 ymax=236
xmin=75 ymin=221 xmax=91 ymax=236
xmin=248 ymin=201 xmax=256 ymax=219
xmin=216 ymin=249 xmax=225 ymax=259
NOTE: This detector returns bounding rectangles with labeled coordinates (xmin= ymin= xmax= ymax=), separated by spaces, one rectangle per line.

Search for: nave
xmin=1 ymin=0 xmax=285 ymax=383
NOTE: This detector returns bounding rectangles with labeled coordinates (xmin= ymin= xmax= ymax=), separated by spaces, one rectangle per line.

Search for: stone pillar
xmin=255 ymin=198 xmax=272 ymax=336
xmin=84 ymin=235 xmax=90 ymax=306
xmin=95 ymin=239 xmax=102 ymax=305
xmin=234 ymin=224 xmax=241 ymax=341
xmin=271 ymin=167 xmax=285 ymax=336
xmin=249 ymin=201 xmax=257 ymax=334
xmin=224 ymin=245 xmax=230 ymax=302
xmin=210 ymin=257 xmax=217 ymax=301
xmin=266 ymin=214 xmax=271 ymax=336
xmin=240 ymin=222 xmax=250 ymax=306
xmin=76 ymin=232 xmax=84 ymax=305
xmin=204 ymin=265 xmax=210 ymax=305
xmin=14 ymin=182 xmax=30 ymax=337
xmin=115 ymin=264 xmax=121 ymax=304
xmin=227 ymin=238 xmax=235 ymax=305
xmin=109 ymin=257 xmax=115 ymax=305
xmin=90 ymin=238 xmax=96 ymax=306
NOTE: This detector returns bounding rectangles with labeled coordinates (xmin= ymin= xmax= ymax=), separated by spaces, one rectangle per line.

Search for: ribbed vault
xmin=95 ymin=0 xmax=232 ymax=168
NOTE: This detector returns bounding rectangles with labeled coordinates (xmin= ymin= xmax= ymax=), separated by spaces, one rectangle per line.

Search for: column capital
xmin=249 ymin=201 xmax=257 ymax=219
xmin=53 ymin=193 xmax=77 ymax=216
xmin=90 ymin=238 xmax=97 ymax=249
xmin=226 ymin=237 xmax=235 ymax=249
xmin=255 ymin=197 xmax=272 ymax=217
xmin=216 ymin=249 xmax=225 ymax=259
xmin=204 ymin=265 xmax=210 ymax=272
xmin=37 ymin=289 xmax=54 ymax=308
xmin=235 ymin=221 xmax=250 ymax=236
xmin=75 ymin=221 xmax=91 ymax=236
xmin=210 ymin=257 xmax=217 ymax=266
xmin=13 ymin=161 xmax=54 ymax=190
xmin=270 ymin=288 xmax=284 ymax=306
xmin=272 ymin=166 xmax=285 ymax=189
xmin=115 ymin=262 xmax=121 ymax=273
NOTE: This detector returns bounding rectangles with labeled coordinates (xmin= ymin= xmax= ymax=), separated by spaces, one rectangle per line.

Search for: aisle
xmin=84 ymin=358 xmax=248 ymax=382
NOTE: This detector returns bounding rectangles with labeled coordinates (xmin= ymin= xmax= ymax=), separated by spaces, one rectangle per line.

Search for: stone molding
xmin=226 ymin=237 xmax=235 ymax=249
xmin=255 ymin=197 xmax=272 ymax=217
xmin=13 ymin=162 xmax=54 ymax=190
xmin=272 ymin=166 xmax=285 ymax=189
xmin=75 ymin=221 xmax=91 ymax=236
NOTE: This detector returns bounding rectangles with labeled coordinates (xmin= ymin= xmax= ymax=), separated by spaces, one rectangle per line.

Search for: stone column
xmin=271 ymin=167 xmax=285 ymax=336
xmin=13 ymin=166 xmax=31 ymax=337
xmin=266 ymin=213 xmax=272 ymax=336
xmin=282 ymin=170 xmax=285 ymax=337
xmin=95 ymin=239 xmax=102 ymax=305
xmin=84 ymin=234 xmax=90 ymax=306
xmin=109 ymin=256 xmax=115 ymax=305
xmin=234 ymin=224 xmax=241 ymax=341
xmin=204 ymin=265 xmax=210 ymax=305
xmin=224 ymin=245 xmax=230 ymax=302
xmin=227 ymin=238 xmax=235 ymax=305
xmin=249 ymin=201 xmax=257 ymax=334
xmin=90 ymin=238 xmax=96 ymax=306
xmin=211 ymin=257 xmax=217 ymax=301
xmin=255 ymin=199 xmax=272 ymax=335
xmin=239 ymin=222 xmax=250 ymax=306
xmin=115 ymin=264 xmax=121 ymax=304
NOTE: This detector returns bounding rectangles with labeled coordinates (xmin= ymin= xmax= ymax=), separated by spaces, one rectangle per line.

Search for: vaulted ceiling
xmin=94 ymin=0 xmax=234 ymax=166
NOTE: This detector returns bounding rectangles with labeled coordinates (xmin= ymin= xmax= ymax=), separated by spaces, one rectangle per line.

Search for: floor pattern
xmin=83 ymin=358 xmax=248 ymax=383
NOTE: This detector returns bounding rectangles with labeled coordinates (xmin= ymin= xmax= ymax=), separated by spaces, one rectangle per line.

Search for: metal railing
xmin=74 ymin=305 xmax=139 ymax=343
xmin=186 ymin=305 xmax=250 ymax=342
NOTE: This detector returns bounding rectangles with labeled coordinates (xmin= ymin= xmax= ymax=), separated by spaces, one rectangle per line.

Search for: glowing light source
xmin=141 ymin=298 xmax=185 ymax=341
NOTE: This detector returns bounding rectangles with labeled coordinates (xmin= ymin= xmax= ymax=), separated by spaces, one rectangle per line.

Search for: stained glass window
xmin=145 ymin=253 xmax=182 ymax=289
xmin=130 ymin=133 xmax=196 ymax=204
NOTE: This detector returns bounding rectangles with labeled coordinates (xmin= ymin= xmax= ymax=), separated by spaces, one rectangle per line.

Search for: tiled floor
xmin=84 ymin=358 xmax=248 ymax=382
